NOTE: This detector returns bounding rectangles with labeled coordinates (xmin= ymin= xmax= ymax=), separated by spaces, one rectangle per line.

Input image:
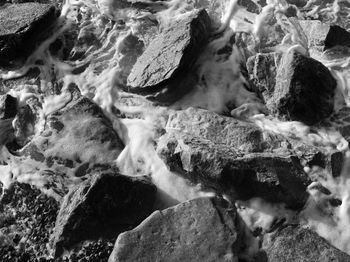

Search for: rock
xmin=299 ymin=21 xmax=350 ymax=52
xmin=165 ymin=108 xmax=267 ymax=153
xmin=0 ymin=3 xmax=59 ymax=67
xmin=0 ymin=182 xmax=59 ymax=260
xmin=238 ymin=0 xmax=260 ymax=14
xmin=51 ymin=170 xmax=157 ymax=257
xmin=325 ymin=25 xmax=350 ymax=50
xmin=126 ymin=9 xmax=212 ymax=104
xmin=262 ymin=225 xmax=350 ymax=261
xmin=0 ymin=94 xmax=17 ymax=120
xmin=246 ymin=52 xmax=282 ymax=103
xmin=109 ymin=197 xmax=241 ymax=262
xmin=17 ymin=92 xmax=124 ymax=176
xmin=157 ymin=132 xmax=311 ymax=209
xmin=267 ymin=50 xmax=336 ymax=125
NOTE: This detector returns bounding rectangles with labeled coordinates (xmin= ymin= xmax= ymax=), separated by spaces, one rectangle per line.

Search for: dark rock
xmin=0 ymin=3 xmax=59 ymax=67
xmin=267 ymin=50 xmax=336 ymax=125
xmin=126 ymin=9 xmax=211 ymax=104
xmin=157 ymin=132 xmax=310 ymax=209
xmin=263 ymin=225 xmax=350 ymax=261
xmin=325 ymin=25 xmax=350 ymax=50
xmin=109 ymin=197 xmax=241 ymax=262
xmin=0 ymin=182 xmax=59 ymax=260
xmin=0 ymin=94 xmax=17 ymax=119
xmin=51 ymin=170 xmax=157 ymax=257
xmin=238 ymin=0 xmax=260 ymax=14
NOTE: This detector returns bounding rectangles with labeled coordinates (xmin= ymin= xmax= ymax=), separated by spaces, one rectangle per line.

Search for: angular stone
xmin=262 ymin=225 xmax=350 ymax=261
xmin=18 ymin=92 xmax=124 ymax=171
xmin=165 ymin=108 xmax=266 ymax=153
xmin=246 ymin=52 xmax=282 ymax=103
xmin=109 ymin=197 xmax=241 ymax=262
xmin=157 ymin=132 xmax=311 ymax=209
xmin=0 ymin=94 xmax=17 ymax=120
xmin=51 ymin=170 xmax=157 ymax=257
xmin=267 ymin=50 xmax=336 ymax=125
xmin=0 ymin=3 xmax=59 ymax=67
xmin=126 ymin=9 xmax=211 ymax=104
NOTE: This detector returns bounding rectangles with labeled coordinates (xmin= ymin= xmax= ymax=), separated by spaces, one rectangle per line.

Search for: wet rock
xmin=126 ymin=9 xmax=212 ymax=104
xmin=300 ymin=21 xmax=350 ymax=51
xmin=246 ymin=52 xmax=282 ymax=103
xmin=165 ymin=108 xmax=267 ymax=153
xmin=17 ymin=93 xmax=124 ymax=179
xmin=51 ymin=170 xmax=157 ymax=257
xmin=109 ymin=197 xmax=241 ymax=262
xmin=0 ymin=3 xmax=59 ymax=67
xmin=262 ymin=225 xmax=350 ymax=261
xmin=0 ymin=94 xmax=17 ymax=119
xmin=267 ymin=50 xmax=336 ymax=125
xmin=157 ymin=132 xmax=310 ymax=209
xmin=0 ymin=182 xmax=59 ymax=260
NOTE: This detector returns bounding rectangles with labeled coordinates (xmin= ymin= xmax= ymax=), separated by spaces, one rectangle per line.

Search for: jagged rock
xmin=262 ymin=225 xmax=350 ymax=261
xmin=126 ymin=9 xmax=211 ymax=104
xmin=109 ymin=197 xmax=241 ymax=262
xmin=157 ymin=132 xmax=310 ymax=209
xmin=267 ymin=50 xmax=336 ymax=125
xmin=0 ymin=3 xmax=59 ymax=67
xmin=0 ymin=94 xmax=17 ymax=119
xmin=0 ymin=182 xmax=59 ymax=261
xmin=165 ymin=108 xmax=267 ymax=153
xmin=17 ymin=91 xmax=124 ymax=176
xmin=299 ymin=21 xmax=350 ymax=52
xmin=51 ymin=170 xmax=157 ymax=257
xmin=246 ymin=52 xmax=282 ymax=103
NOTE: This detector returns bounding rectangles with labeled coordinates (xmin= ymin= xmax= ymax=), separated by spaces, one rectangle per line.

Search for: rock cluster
xmin=1 ymin=0 xmax=350 ymax=262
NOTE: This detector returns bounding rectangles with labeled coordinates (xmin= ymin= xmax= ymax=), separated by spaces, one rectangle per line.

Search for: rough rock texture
xmin=0 ymin=3 xmax=59 ymax=67
xmin=246 ymin=52 xmax=282 ymax=103
xmin=267 ymin=50 xmax=336 ymax=125
xmin=12 ymin=89 xmax=125 ymax=192
xmin=156 ymin=108 xmax=319 ymax=208
xmin=109 ymin=197 xmax=241 ymax=262
xmin=158 ymin=132 xmax=311 ymax=209
xmin=51 ymin=170 xmax=157 ymax=257
xmin=127 ymin=9 xmax=212 ymax=104
xmin=0 ymin=182 xmax=59 ymax=261
xmin=263 ymin=225 xmax=350 ymax=261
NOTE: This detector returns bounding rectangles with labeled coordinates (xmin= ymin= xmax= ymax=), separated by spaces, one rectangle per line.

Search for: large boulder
xmin=50 ymin=169 xmax=157 ymax=257
xmin=0 ymin=3 xmax=59 ymax=67
xmin=157 ymin=132 xmax=311 ymax=209
xmin=109 ymin=197 xmax=242 ymax=262
xmin=126 ymin=9 xmax=212 ymax=104
xmin=267 ymin=50 xmax=336 ymax=125
xmin=262 ymin=225 xmax=350 ymax=261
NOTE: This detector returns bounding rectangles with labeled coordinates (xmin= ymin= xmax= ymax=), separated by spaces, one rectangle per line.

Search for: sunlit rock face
xmin=109 ymin=197 xmax=242 ymax=262
xmin=2 ymin=0 xmax=350 ymax=261
xmin=262 ymin=225 xmax=350 ymax=261
xmin=0 ymin=3 xmax=59 ymax=67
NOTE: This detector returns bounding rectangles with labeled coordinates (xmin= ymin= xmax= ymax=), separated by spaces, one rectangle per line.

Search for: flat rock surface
xmin=109 ymin=197 xmax=241 ymax=262
xmin=127 ymin=9 xmax=211 ymax=102
xmin=263 ymin=225 xmax=350 ymax=262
